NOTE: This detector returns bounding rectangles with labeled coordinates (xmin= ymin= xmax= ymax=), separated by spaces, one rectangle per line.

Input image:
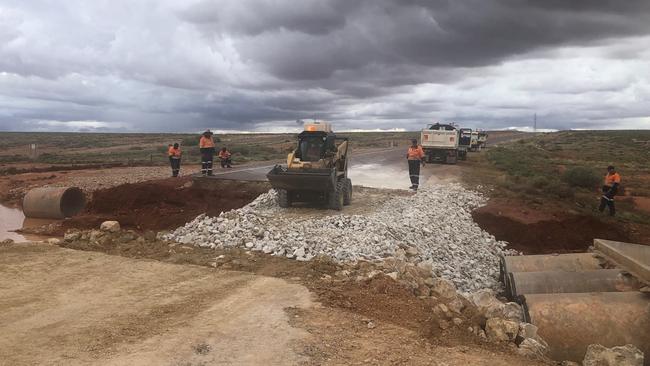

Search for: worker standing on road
xmin=218 ymin=147 xmax=232 ymax=168
xmin=599 ymin=165 xmax=621 ymax=216
xmin=406 ymin=138 xmax=425 ymax=191
xmin=169 ymin=143 xmax=182 ymax=177
xmin=199 ymin=130 xmax=216 ymax=176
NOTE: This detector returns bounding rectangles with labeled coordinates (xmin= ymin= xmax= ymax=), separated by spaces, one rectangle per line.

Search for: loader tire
xmin=343 ymin=178 xmax=352 ymax=205
xmin=277 ymin=189 xmax=291 ymax=208
xmin=328 ymin=181 xmax=344 ymax=210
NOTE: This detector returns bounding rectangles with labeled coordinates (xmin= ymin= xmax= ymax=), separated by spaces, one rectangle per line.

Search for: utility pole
xmin=534 ymin=113 xmax=537 ymax=133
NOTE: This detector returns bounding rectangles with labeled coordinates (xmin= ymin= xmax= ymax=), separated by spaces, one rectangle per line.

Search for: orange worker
xmin=168 ymin=143 xmax=182 ymax=177
xmin=599 ymin=165 xmax=621 ymax=216
xmin=218 ymin=147 xmax=232 ymax=168
xmin=199 ymin=130 xmax=216 ymax=176
xmin=406 ymin=138 xmax=425 ymax=191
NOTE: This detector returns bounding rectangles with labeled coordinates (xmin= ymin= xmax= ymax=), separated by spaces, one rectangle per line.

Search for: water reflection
xmin=348 ymin=163 xmax=410 ymax=190
xmin=0 ymin=204 xmax=56 ymax=242
xmin=0 ymin=204 xmax=28 ymax=241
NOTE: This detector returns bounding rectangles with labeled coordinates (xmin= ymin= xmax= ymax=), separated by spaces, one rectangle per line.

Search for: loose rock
xmin=583 ymin=344 xmax=644 ymax=366
xmin=485 ymin=318 xmax=519 ymax=342
xmin=100 ymin=221 xmax=121 ymax=233
xmin=517 ymin=338 xmax=549 ymax=359
xmin=164 ymin=185 xmax=510 ymax=292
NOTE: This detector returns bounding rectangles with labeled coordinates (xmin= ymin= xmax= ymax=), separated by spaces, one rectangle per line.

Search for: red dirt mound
xmin=472 ymin=212 xmax=630 ymax=254
xmin=63 ymin=178 xmax=269 ymax=232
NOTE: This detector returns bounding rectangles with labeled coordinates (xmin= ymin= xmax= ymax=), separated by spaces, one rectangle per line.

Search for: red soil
xmin=63 ymin=177 xmax=269 ymax=232
xmin=472 ymin=211 xmax=631 ymax=254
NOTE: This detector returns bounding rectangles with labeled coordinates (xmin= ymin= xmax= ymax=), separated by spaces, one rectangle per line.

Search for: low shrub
xmin=562 ymin=167 xmax=600 ymax=188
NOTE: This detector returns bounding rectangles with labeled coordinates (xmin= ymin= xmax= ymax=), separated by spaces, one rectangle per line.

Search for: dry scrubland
xmin=467 ymin=130 xmax=650 ymax=225
xmin=0 ymin=131 xmax=419 ymax=169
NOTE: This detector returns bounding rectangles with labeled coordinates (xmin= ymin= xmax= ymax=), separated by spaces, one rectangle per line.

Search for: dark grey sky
xmin=1 ymin=0 xmax=649 ymax=132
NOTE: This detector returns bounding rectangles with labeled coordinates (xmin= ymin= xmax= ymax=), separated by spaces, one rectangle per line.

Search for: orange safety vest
xmin=218 ymin=150 xmax=231 ymax=159
xmin=170 ymin=147 xmax=181 ymax=158
xmin=604 ymin=172 xmax=621 ymax=186
xmin=167 ymin=146 xmax=174 ymax=157
xmin=199 ymin=136 xmax=215 ymax=148
xmin=407 ymin=145 xmax=425 ymax=160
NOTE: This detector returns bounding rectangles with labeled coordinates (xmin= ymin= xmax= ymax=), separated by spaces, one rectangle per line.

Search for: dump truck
xmin=420 ymin=123 xmax=459 ymax=164
xmin=469 ymin=130 xmax=479 ymax=151
xmin=477 ymin=130 xmax=488 ymax=149
xmin=458 ymin=128 xmax=472 ymax=160
xmin=267 ymin=122 xmax=351 ymax=210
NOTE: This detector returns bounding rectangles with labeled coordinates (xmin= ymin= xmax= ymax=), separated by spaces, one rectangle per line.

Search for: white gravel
xmin=164 ymin=184 xmax=511 ymax=292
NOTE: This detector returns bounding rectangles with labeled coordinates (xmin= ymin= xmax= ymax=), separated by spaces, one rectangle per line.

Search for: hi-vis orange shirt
xmin=407 ymin=146 xmax=425 ymax=160
xmin=604 ymin=172 xmax=621 ymax=186
xmin=199 ymin=136 xmax=215 ymax=148
xmin=170 ymin=147 xmax=181 ymax=158
xmin=167 ymin=146 xmax=174 ymax=157
xmin=218 ymin=150 xmax=231 ymax=159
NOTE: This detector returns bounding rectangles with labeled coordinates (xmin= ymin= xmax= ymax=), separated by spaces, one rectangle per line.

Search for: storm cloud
xmin=1 ymin=0 xmax=649 ymax=132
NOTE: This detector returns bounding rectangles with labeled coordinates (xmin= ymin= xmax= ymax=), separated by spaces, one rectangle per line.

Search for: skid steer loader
xmin=267 ymin=122 xmax=351 ymax=210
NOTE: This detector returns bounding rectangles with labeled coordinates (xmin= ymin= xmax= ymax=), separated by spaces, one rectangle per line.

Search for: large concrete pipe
xmin=523 ymin=292 xmax=650 ymax=364
xmin=507 ymin=269 xmax=641 ymax=298
xmin=22 ymin=187 xmax=85 ymax=219
xmin=501 ymin=253 xmax=603 ymax=293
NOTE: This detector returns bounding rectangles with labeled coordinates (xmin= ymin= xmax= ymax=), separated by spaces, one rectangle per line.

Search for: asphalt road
xmin=197 ymin=147 xmax=405 ymax=182
xmin=196 ymin=132 xmax=529 ymax=183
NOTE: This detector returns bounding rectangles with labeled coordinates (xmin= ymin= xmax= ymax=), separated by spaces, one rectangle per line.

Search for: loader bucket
xmin=266 ymin=165 xmax=336 ymax=192
xmin=523 ymin=292 xmax=650 ymax=364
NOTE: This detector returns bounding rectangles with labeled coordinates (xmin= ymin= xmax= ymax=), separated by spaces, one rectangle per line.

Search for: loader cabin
xmin=295 ymin=122 xmax=338 ymax=162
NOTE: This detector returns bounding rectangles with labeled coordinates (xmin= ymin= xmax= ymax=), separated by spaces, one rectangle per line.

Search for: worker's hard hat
xmin=204 ymin=129 xmax=213 ymax=135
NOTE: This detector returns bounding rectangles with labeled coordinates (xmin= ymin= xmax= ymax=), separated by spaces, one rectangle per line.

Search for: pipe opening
xmin=60 ymin=188 xmax=85 ymax=217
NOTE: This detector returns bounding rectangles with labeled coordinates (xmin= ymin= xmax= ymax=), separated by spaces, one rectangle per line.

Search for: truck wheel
xmin=277 ymin=189 xmax=291 ymax=208
xmin=343 ymin=178 xmax=352 ymax=205
xmin=328 ymin=181 xmax=344 ymax=210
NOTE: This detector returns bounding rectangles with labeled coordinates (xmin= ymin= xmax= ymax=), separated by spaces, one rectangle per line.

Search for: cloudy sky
xmin=1 ymin=0 xmax=649 ymax=132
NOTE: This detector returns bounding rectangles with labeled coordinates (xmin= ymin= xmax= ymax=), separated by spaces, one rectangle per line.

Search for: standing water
xmin=0 ymin=204 xmax=55 ymax=242
xmin=347 ymin=163 xmax=410 ymax=190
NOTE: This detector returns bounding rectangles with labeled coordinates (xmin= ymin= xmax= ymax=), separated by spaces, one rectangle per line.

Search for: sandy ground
xmin=0 ymin=243 xmax=313 ymax=366
xmin=0 ymin=242 xmax=548 ymax=366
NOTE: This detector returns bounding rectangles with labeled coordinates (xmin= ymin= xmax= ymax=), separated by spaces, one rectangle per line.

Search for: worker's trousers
xmin=170 ymin=157 xmax=181 ymax=177
xmin=599 ymin=185 xmax=617 ymax=216
xmin=200 ymin=148 xmax=215 ymax=176
xmin=220 ymin=157 xmax=232 ymax=168
xmin=408 ymin=159 xmax=421 ymax=188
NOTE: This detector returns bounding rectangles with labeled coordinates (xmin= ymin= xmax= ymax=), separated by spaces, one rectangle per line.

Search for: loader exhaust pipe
xmin=22 ymin=187 xmax=85 ymax=219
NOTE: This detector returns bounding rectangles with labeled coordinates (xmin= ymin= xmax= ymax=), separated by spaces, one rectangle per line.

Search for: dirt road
xmin=1 ymin=242 xmax=547 ymax=366
xmin=0 ymin=243 xmax=313 ymax=365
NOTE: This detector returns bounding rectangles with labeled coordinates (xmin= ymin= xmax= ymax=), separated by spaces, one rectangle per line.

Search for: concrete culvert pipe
xmin=22 ymin=187 xmax=85 ymax=219
xmin=523 ymin=292 xmax=650 ymax=364
xmin=507 ymin=269 xmax=642 ymax=298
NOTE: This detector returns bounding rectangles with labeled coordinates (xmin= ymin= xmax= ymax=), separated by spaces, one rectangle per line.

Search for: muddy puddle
xmin=0 ymin=204 xmax=55 ymax=242
xmin=348 ymin=163 xmax=463 ymax=190
xmin=348 ymin=163 xmax=410 ymax=190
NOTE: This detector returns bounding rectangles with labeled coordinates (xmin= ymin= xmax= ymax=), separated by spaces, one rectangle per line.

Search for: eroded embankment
xmin=62 ymin=178 xmax=270 ymax=233
xmin=472 ymin=211 xmax=630 ymax=254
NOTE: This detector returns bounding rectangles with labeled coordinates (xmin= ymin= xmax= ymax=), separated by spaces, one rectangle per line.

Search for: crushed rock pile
xmin=164 ymin=184 xmax=512 ymax=292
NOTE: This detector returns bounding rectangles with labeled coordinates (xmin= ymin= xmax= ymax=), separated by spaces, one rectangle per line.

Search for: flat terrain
xmin=1 ymin=241 xmax=548 ymax=366
xmin=1 ymin=130 xmax=647 ymax=365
